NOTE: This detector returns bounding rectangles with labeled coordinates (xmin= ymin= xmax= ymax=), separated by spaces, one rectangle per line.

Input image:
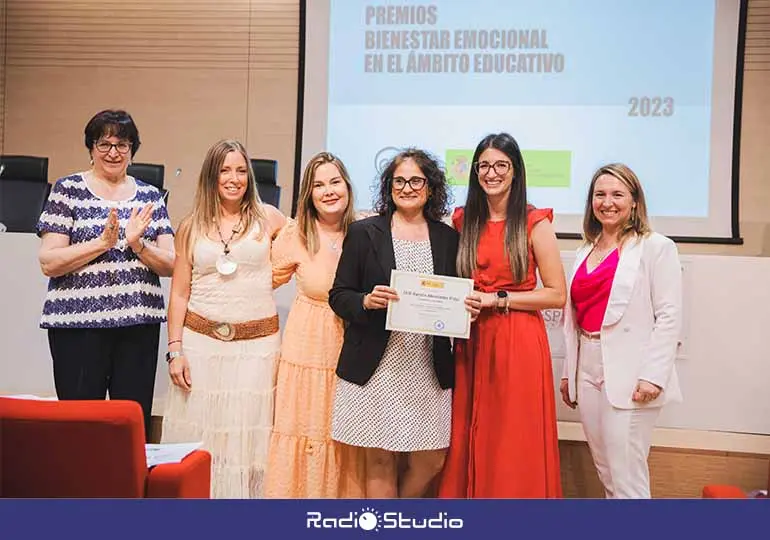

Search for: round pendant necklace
xmin=215 ymin=218 xmax=242 ymax=276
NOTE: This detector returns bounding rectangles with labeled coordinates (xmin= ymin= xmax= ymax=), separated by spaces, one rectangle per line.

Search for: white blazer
xmin=562 ymin=232 xmax=683 ymax=409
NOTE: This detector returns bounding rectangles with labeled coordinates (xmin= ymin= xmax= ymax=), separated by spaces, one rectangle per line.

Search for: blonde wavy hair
xmin=183 ymin=139 xmax=265 ymax=261
xmin=582 ymin=163 xmax=651 ymax=245
xmin=295 ymin=152 xmax=355 ymax=255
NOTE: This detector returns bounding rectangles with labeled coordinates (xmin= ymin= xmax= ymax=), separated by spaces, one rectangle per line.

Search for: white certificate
xmin=385 ymin=270 xmax=474 ymax=339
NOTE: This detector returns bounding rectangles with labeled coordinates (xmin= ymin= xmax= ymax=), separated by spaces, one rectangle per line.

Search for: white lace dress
xmin=162 ymin=227 xmax=279 ymax=498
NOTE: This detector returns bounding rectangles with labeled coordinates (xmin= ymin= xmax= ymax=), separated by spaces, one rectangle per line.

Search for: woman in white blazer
xmin=560 ymin=163 xmax=682 ymax=499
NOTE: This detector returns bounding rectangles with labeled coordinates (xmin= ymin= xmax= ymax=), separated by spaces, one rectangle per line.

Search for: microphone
xmin=0 ymin=164 xmax=5 ymax=177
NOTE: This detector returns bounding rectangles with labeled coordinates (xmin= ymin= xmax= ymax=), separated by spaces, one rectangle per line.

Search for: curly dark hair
xmin=372 ymin=147 xmax=452 ymax=221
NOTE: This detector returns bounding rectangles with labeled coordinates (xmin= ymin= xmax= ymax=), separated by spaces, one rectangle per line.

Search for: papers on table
xmin=145 ymin=442 xmax=203 ymax=468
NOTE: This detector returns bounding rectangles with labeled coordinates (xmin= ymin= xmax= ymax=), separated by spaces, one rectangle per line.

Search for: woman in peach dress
xmin=264 ymin=152 xmax=366 ymax=498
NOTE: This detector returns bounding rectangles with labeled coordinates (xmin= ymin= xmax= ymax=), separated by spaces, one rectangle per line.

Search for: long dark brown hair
xmin=457 ymin=133 xmax=529 ymax=282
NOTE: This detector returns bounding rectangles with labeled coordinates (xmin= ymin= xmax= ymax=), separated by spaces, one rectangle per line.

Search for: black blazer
xmin=329 ymin=213 xmax=460 ymax=389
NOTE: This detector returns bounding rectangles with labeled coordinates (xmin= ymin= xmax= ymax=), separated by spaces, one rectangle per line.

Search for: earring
xmin=89 ymin=157 xmax=94 ymax=166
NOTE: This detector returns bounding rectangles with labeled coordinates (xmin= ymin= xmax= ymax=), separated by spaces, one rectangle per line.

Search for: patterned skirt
xmin=331 ymin=330 xmax=451 ymax=452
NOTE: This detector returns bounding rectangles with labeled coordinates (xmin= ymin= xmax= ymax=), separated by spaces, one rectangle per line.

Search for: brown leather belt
xmin=184 ymin=311 xmax=279 ymax=342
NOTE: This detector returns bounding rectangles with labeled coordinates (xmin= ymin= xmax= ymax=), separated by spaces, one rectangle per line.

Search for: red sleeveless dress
xmin=438 ymin=206 xmax=563 ymax=498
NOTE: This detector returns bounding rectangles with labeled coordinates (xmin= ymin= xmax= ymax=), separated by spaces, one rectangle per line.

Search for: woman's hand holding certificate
xmin=385 ymin=270 xmax=477 ymax=339
xmin=464 ymin=293 xmax=482 ymax=321
xmin=363 ymin=285 xmax=400 ymax=310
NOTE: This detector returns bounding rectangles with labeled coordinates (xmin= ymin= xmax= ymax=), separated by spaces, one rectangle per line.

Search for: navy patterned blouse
xmin=36 ymin=173 xmax=174 ymax=329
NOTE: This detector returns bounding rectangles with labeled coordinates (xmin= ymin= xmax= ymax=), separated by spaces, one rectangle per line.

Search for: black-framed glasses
xmin=392 ymin=176 xmax=427 ymax=191
xmin=474 ymin=160 xmax=512 ymax=176
xmin=94 ymin=140 xmax=132 ymax=155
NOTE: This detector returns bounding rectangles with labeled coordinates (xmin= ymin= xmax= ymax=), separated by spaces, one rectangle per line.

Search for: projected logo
xmin=374 ymin=146 xmax=401 ymax=173
xmin=445 ymin=148 xmax=572 ymax=187
xmin=306 ymin=507 xmax=463 ymax=531
xmin=445 ymin=149 xmax=474 ymax=186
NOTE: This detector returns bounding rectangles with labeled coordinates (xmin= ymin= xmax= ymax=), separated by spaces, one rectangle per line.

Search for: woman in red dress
xmin=438 ymin=132 xmax=567 ymax=498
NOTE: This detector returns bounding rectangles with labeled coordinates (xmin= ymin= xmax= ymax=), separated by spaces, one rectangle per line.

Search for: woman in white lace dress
xmin=161 ymin=139 xmax=285 ymax=498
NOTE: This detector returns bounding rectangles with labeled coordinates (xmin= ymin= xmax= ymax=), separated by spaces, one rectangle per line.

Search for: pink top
xmin=570 ymin=248 xmax=619 ymax=333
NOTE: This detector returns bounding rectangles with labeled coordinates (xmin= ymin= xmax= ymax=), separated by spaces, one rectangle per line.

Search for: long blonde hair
xmin=582 ymin=163 xmax=651 ymax=245
xmin=184 ymin=139 xmax=265 ymax=260
xmin=296 ymin=152 xmax=355 ymax=255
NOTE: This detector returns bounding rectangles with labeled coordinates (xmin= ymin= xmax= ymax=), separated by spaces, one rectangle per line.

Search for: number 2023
xmin=628 ymin=97 xmax=674 ymax=117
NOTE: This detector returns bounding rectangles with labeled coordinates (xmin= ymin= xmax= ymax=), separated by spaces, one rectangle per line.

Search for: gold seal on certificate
xmin=385 ymin=270 xmax=474 ymax=339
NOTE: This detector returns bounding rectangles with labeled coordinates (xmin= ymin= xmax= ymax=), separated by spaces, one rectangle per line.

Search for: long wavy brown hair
xmin=183 ymin=139 xmax=265 ymax=261
xmin=296 ymin=152 xmax=356 ymax=255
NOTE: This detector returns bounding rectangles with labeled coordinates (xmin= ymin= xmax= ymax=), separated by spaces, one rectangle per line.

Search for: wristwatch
xmin=496 ymin=290 xmax=509 ymax=313
xmin=166 ymin=350 xmax=182 ymax=363
xmin=133 ymin=238 xmax=147 ymax=254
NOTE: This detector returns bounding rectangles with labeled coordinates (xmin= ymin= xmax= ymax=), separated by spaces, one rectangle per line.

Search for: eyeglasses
xmin=94 ymin=140 xmax=132 ymax=155
xmin=474 ymin=160 xmax=512 ymax=176
xmin=392 ymin=176 xmax=427 ymax=191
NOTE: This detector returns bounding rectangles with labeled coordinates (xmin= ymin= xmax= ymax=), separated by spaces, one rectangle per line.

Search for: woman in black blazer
xmin=329 ymin=148 xmax=480 ymax=498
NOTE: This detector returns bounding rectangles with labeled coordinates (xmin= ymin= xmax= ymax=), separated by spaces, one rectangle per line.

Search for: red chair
xmin=702 ymin=485 xmax=751 ymax=498
xmin=0 ymin=397 xmax=211 ymax=498
xmin=702 ymin=461 xmax=770 ymax=499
